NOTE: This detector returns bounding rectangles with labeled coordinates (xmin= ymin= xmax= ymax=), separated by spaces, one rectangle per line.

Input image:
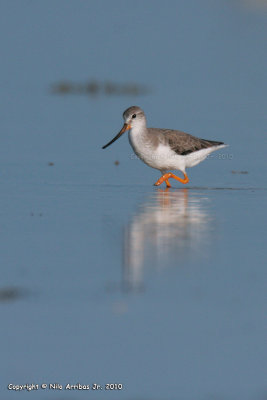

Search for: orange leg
xmin=154 ymin=172 xmax=189 ymax=187
xmin=165 ymin=178 xmax=171 ymax=188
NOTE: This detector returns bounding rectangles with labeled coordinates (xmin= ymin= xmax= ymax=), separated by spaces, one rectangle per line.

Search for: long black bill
xmin=102 ymin=124 xmax=130 ymax=149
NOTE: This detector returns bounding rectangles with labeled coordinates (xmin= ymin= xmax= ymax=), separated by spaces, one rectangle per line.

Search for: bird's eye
xmin=132 ymin=114 xmax=136 ymax=119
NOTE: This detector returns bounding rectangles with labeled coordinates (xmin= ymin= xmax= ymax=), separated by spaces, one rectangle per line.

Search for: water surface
xmin=0 ymin=1 xmax=266 ymax=399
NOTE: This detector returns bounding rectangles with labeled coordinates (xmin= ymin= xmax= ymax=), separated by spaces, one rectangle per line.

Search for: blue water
xmin=0 ymin=1 xmax=266 ymax=399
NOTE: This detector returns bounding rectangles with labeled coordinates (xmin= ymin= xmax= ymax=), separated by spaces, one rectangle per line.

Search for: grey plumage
xmin=122 ymin=106 xmax=224 ymax=156
xmin=102 ymin=106 xmax=226 ymax=186
xmin=123 ymin=106 xmax=145 ymax=120
xmin=148 ymin=128 xmax=224 ymax=155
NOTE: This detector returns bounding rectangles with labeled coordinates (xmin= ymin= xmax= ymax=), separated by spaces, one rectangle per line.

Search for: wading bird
xmin=102 ymin=106 xmax=226 ymax=187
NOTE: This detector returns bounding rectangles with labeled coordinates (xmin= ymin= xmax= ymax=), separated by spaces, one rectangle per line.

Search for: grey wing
xmin=158 ymin=129 xmax=224 ymax=155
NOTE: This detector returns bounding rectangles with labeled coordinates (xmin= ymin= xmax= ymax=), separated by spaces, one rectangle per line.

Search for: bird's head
xmin=102 ymin=106 xmax=146 ymax=149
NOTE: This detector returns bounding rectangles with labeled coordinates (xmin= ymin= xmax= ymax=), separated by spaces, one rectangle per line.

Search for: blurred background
xmin=0 ymin=1 xmax=266 ymax=399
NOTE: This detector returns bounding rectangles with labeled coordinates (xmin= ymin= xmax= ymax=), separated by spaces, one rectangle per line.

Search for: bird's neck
xmin=130 ymin=120 xmax=147 ymax=137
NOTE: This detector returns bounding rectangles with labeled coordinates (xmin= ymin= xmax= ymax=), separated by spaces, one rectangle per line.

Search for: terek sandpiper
xmin=102 ymin=106 xmax=226 ymax=187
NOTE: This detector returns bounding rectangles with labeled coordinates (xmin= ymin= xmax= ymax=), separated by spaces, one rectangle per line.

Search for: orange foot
xmin=154 ymin=172 xmax=189 ymax=187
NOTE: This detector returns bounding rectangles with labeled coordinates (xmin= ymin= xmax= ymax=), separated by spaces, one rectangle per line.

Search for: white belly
xmin=128 ymin=130 xmax=165 ymax=170
xmin=129 ymin=128 xmax=226 ymax=173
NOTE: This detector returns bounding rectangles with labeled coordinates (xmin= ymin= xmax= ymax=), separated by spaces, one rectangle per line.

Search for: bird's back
xmin=147 ymin=127 xmax=224 ymax=156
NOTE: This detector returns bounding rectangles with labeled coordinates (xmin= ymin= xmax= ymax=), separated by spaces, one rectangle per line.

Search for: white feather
xmin=129 ymin=125 xmax=226 ymax=173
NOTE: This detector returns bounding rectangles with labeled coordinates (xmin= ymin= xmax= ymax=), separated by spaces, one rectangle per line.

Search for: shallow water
xmin=0 ymin=1 xmax=267 ymax=399
xmin=1 ymin=179 xmax=266 ymax=399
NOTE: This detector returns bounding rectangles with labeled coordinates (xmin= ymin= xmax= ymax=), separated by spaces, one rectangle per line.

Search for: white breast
xmin=129 ymin=127 xmax=182 ymax=171
xmin=128 ymin=127 xmax=159 ymax=169
xmin=128 ymin=125 xmax=226 ymax=173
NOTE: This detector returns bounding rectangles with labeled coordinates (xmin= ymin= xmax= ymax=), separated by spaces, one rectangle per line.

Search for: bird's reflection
xmin=122 ymin=188 xmax=213 ymax=291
